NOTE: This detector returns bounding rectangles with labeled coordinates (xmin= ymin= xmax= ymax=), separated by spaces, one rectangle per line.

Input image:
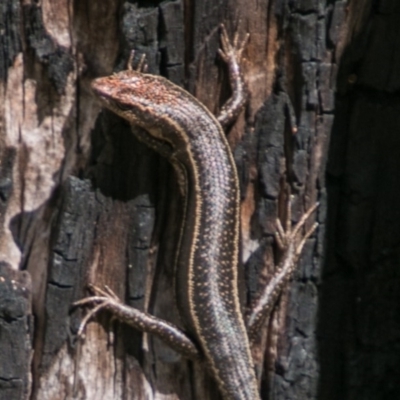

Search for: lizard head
xmin=91 ymin=70 xmax=187 ymax=129
xmin=91 ymin=69 xmax=219 ymax=159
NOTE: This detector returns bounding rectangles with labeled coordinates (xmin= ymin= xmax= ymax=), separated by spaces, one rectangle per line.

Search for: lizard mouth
xmin=91 ymin=76 xmax=112 ymax=98
xmin=90 ymin=76 xmax=121 ymax=111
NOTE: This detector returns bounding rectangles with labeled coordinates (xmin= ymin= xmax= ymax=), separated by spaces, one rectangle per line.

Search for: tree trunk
xmin=0 ymin=0 xmax=398 ymax=399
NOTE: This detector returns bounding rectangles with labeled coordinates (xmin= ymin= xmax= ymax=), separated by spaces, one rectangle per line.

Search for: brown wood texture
xmin=1 ymin=0 xmax=399 ymax=399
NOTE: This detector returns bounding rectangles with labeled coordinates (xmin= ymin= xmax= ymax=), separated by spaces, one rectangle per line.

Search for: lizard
xmin=74 ymin=24 xmax=318 ymax=400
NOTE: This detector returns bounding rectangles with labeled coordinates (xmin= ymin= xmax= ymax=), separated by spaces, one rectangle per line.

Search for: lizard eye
xmin=117 ymin=103 xmax=131 ymax=112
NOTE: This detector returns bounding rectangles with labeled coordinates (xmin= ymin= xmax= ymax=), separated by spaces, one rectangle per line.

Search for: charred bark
xmin=1 ymin=1 xmax=398 ymax=399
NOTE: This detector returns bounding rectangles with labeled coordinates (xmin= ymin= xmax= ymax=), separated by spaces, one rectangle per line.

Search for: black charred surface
xmin=23 ymin=4 xmax=73 ymax=94
xmin=253 ymin=2 xmax=334 ymax=399
xmin=0 ymin=0 xmax=22 ymax=82
xmin=0 ymin=263 xmax=32 ymax=400
xmin=118 ymin=3 xmax=160 ymax=74
xmin=255 ymin=95 xmax=286 ymax=200
xmin=0 ymin=148 xmax=16 ymax=229
xmin=41 ymin=178 xmax=98 ymax=370
xmin=159 ymin=1 xmax=185 ymax=85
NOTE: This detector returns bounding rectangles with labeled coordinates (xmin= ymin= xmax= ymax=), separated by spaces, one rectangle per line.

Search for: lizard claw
xmin=275 ymin=200 xmax=319 ymax=255
xmin=73 ymin=284 xmax=122 ymax=338
xmin=127 ymin=50 xmax=148 ymax=72
xmin=218 ymin=23 xmax=249 ymax=64
xmin=275 ymin=200 xmax=319 ymax=257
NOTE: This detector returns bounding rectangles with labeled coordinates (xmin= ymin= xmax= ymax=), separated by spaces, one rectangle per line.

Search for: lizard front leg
xmin=73 ymin=285 xmax=200 ymax=360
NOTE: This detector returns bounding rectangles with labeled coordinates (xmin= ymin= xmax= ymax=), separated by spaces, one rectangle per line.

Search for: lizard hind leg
xmin=247 ymin=196 xmax=319 ymax=342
